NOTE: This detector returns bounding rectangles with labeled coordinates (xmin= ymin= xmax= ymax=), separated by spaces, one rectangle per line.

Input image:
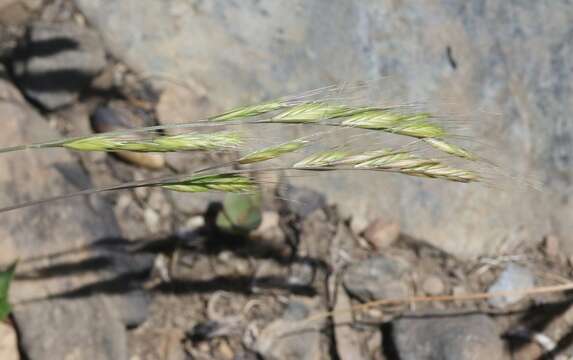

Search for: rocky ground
xmin=0 ymin=1 xmax=573 ymax=359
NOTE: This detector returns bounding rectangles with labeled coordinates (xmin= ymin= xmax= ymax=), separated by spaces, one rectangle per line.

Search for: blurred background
xmin=0 ymin=1 xmax=572 ymax=359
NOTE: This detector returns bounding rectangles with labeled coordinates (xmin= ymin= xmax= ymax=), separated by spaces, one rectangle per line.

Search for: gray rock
xmin=0 ymin=322 xmax=19 ymax=360
xmin=0 ymin=79 xmax=135 ymax=360
xmin=362 ymin=218 xmax=400 ymax=249
xmin=0 ymin=0 xmax=38 ymax=26
xmin=253 ymin=297 xmax=328 ymax=360
xmin=107 ymin=289 xmax=151 ymax=329
xmin=422 ymin=275 xmax=446 ymax=296
xmin=0 ymin=0 xmax=43 ymax=25
xmin=487 ymin=263 xmax=535 ymax=309
xmin=343 ymin=255 xmax=410 ymax=302
xmin=167 ymin=190 xmax=223 ymax=216
xmin=393 ymin=314 xmax=509 ymax=360
xmin=333 ymin=281 xmax=369 ymax=360
xmin=12 ymin=22 xmax=106 ymax=110
xmin=14 ymin=297 xmax=127 ymax=360
xmin=90 ymin=105 xmax=166 ymax=169
xmin=156 ymin=82 xmax=218 ymax=130
xmin=73 ymin=0 xmax=573 ymax=259
xmin=277 ymin=184 xmax=326 ymax=218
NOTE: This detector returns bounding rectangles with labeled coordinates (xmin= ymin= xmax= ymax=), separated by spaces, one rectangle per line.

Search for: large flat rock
xmin=0 ymin=78 xmax=132 ymax=360
xmin=74 ymin=0 xmax=572 ymax=258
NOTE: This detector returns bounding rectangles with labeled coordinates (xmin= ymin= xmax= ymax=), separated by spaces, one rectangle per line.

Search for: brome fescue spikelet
xmin=62 ymin=131 xmax=243 ymax=152
xmin=293 ymin=150 xmax=351 ymax=168
xmin=270 ymin=103 xmax=375 ymax=123
xmin=423 ymin=138 xmax=476 ymax=160
xmin=354 ymin=150 xmax=440 ymax=170
xmin=290 ymin=148 xmax=480 ymax=183
xmin=325 ymin=150 xmax=388 ymax=166
xmin=238 ymin=139 xmax=308 ymax=164
xmin=161 ymin=173 xmax=258 ymax=193
xmin=341 ymin=110 xmax=446 ymax=138
xmin=208 ymin=101 xmax=288 ymax=121
xmin=352 ymin=150 xmax=478 ymax=182
xmin=402 ymin=163 xmax=479 ymax=183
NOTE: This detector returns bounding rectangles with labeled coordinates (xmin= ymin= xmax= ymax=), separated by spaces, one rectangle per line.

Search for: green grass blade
xmin=0 ymin=261 xmax=17 ymax=321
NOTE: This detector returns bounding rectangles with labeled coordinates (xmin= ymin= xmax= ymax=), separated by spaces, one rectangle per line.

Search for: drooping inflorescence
xmin=0 ymin=81 xmax=487 ymax=213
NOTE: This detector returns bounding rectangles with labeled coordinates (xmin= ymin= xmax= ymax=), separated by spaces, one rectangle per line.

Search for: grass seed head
xmin=238 ymin=139 xmax=308 ymax=164
xmin=355 ymin=151 xmax=440 ymax=170
xmin=354 ymin=150 xmax=479 ymax=183
xmin=161 ymin=173 xmax=258 ymax=193
xmin=271 ymin=103 xmax=372 ymax=123
xmin=62 ymin=135 xmax=122 ymax=152
xmin=423 ymin=138 xmax=477 ymax=160
xmin=403 ymin=163 xmax=480 ymax=183
xmin=271 ymin=103 xmax=333 ymax=123
xmin=208 ymin=101 xmax=287 ymax=122
xmin=62 ymin=131 xmax=243 ymax=153
xmin=341 ymin=110 xmax=446 ymax=138
xmin=293 ymin=150 xmax=350 ymax=168
xmin=389 ymin=122 xmax=447 ymax=138
xmin=152 ymin=132 xmax=244 ymax=152
xmin=331 ymin=149 xmax=391 ymax=166
xmin=341 ymin=110 xmax=423 ymax=128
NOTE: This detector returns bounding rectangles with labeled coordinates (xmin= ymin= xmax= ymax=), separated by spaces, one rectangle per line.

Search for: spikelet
xmin=341 ymin=110 xmax=446 ymax=138
xmin=161 ymin=173 xmax=258 ymax=193
xmin=238 ymin=138 xmax=308 ymax=164
xmin=62 ymin=131 xmax=243 ymax=152
xmin=208 ymin=101 xmax=288 ymax=121
xmin=270 ymin=103 xmax=375 ymax=123
xmin=354 ymin=150 xmax=440 ymax=170
xmin=402 ymin=163 xmax=480 ymax=183
xmin=293 ymin=150 xmax=351 ymax=168
xmin=423 ymin=138 xmax=476 ymax=160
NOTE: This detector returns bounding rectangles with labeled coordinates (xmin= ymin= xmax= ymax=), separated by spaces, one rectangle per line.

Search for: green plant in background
xmin=216 ymin=192 xmax=263 ymax=235
xmin=0 ymin=262 xmax=17 ymax=321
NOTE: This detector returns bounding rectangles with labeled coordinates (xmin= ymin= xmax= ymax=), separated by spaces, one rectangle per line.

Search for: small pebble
xmin=452 ymin=285 xmax=467 ymax=301
xmin=367 ymin=308 xmax=383 ymax=319
xmin=362 ymin=218 xmax=400 ymax=249
xmin=115 ymin=151 xmax=166 ymax=170
xmin=134 ymin=184 xmax=149 ymax=201
xmin=487 ymin=263 xmax=535 ymax=309
xmin=251 ymin=211 xmax=280 ymax=236
xmin=186 ymin=216 xmax=206 ymax=229
xmin=0 ymin=322 xmax=19 ymax=360
xmin=152 ymin=254 xmax=170 ymax=282
xmin=233 ymin=259 xmax=250 ymax=275
xmin=511 ymin=341 xmax=543 ymax=360
xmin=197 ymin=342 xmax=210 ymax=353
xmin=91 ymin=105 xmax=130 ymax=133
xmin=350 ymin=216 xmax=369 ymax=235
xmin=90 ymin=105 xmax=165 ymax=170
xmin=216 ymin=340 xmax=234 ymax=360
xmin=147 ymin=188 xmax=167 ymax=212
xmin=562 ymin=304 xmax=573 ymax=324
xmin=422 ymin=275 xmax=445 ymax=295
xmin=288 ymin=261 xmax=315 ymax=286
xmin=542 ymin=234 xmax=559 ymax=258
xmin=144 ymin=208 xmax=161 ymax=233
xmin=343 ymin=255 xmax=411 ymax=302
